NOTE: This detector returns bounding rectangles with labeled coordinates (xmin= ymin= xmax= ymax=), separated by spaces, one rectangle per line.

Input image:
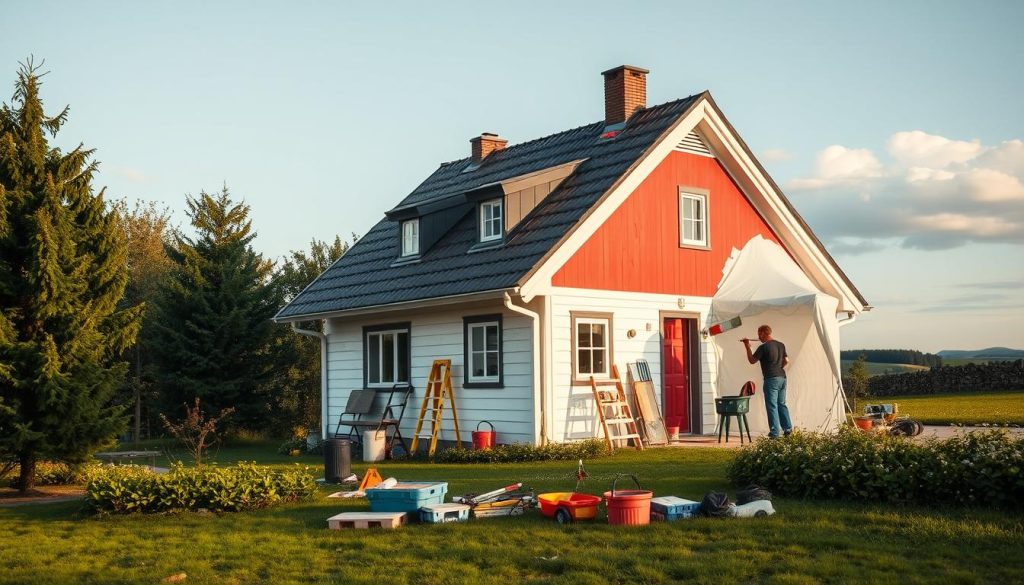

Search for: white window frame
xmin=401 ymin=219 xmax=419 ymax=256
xmin=678 ymin=189 xmax=709 ymax=248
xmin=466 ymin=321 xmax=500 ymax=384
xmin=574 ymin=317 xmax=610 ymax=380
xmin=479 ymin=199 xmax=503 ymax=242
xmin=365 ymin=327 xmax=410 ymax=387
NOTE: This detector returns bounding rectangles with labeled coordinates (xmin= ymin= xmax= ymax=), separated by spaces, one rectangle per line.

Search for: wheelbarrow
xmin=537 ymin=492 xmax=602 ymax=524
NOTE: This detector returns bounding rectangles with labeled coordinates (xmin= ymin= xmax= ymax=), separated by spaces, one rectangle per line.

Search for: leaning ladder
xmin=590 ymin=365 xmax=643 ymax=451
xmin=410 ymin=359 xmax=462 ymax=458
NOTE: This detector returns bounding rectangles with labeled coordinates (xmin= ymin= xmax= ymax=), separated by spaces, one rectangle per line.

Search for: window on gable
xmin=679 ymin=189 xmax=709 ymax=248
xmin=463 ymin=315 xmax=502 ymax=388
xmin=401 ymin=219 xmax=419 ymax=257
xmin=479 ymin=199 xmax=503 ymax=242
xmin=364 ymin=324 xmax=410 ymax=387
xmin=571 ymin=312 xmax=613 ymax=383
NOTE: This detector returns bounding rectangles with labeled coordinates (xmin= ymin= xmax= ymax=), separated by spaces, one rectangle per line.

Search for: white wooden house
xmin=274 ymin=65 xmax=870 ymax=445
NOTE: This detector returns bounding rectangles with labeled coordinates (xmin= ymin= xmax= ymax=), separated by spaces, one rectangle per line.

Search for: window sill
xmin=467 ymin=240 xmax=503 ymax=254
xmin=390 ymin=255 xmax=422 ymax=267
xmin=463 ymin=382 xmax=504 ymax=389
xmin=572 ymin=377 xmax=615 ymax=387
xmin=678 ymin=242 xmax=710 ymax=251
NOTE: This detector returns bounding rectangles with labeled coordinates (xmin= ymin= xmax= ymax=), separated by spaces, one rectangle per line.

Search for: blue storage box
xmin=419 ymin=503 xmax=470 ymax=524
xmin=650 ymin=496 xmax=700 ymax=521
xmin=366 ymin=481 xmax=448 ymax=513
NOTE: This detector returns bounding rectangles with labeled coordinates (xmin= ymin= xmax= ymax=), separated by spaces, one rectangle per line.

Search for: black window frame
xmin=362 ymin=322 xmax=412 ymax=388
xmin=462 ymin=314 xmax=503 ymax=389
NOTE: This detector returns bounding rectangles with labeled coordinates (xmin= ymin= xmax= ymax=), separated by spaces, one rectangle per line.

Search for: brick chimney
xmin=602 ymin=65 xmax=649 ymax=126
xmin=471 ymin=133 xmax=508 ymax=163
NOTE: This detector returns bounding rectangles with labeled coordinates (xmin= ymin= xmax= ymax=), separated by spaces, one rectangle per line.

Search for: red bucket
xmin=472 ymin=421 xmax=496 ymax=450
xmin=603 ymin=474 xmax=652 ymax=526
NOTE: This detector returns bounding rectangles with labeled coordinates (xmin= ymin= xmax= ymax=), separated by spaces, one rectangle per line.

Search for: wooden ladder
xmin=590 ymin=365 xmax=643 ymax=451
xmin=410 ymin=359 xmax=462 ymax=458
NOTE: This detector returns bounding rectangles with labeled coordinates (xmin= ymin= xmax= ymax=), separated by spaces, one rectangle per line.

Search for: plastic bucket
xmin=854 ymin=417 xmax=874 ymax=431
xmin=603 ymin=474 xmax=652 ymax=526
xmin=362 ymin=430 xmax=386 ymax=462
xmin=472 ymin=421 xmax=496 ymax=450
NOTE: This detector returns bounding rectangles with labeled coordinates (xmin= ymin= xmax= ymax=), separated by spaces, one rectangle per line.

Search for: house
xmin=275 ymin=65 xmax=870 ymax=446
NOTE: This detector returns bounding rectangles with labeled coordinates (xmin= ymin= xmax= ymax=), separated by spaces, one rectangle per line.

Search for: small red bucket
xmin=472 ymin=421 xmax=496 ymax=450
xmin=603 ymin=474 xmax=652 ymax=526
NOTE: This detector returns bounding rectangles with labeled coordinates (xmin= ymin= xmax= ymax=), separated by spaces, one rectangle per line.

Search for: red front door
xmin=663 ymin=317 xmax=690 ymax=433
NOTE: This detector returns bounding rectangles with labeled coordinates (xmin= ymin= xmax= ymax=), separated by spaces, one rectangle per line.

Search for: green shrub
xmin=85 ymin=462 xmax=317 ymax=514
xmin=728 ymin=428 xmax=1024 ymax=507
xmin=2 ymin=461 xmax=100 ymax=488
xmin=435 ymin=439 xmax=609 ymax=464
xmin=277 ymin=438 xmax=323 ymax=456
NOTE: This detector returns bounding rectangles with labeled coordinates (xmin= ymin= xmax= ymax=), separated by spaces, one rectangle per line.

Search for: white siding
xmin=324 ymin=304 xmax=535 ymax=446
xmin=548 ymin=287 xmax=719 ymax=442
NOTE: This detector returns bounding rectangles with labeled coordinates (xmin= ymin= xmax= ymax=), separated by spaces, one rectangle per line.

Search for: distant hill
xmin=937 ymin=347 xmax=1024 ymax=359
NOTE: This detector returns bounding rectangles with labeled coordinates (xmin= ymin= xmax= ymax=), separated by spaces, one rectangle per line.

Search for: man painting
xmin=741 ymin=325 xmax=792 ymax=438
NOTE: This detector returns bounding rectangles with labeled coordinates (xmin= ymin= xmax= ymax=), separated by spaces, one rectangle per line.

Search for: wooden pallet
xmin=326 ymin=511 xmax=408 ymax=530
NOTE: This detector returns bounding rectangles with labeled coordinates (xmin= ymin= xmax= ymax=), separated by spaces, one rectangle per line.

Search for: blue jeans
xmin=763 ymin=377 xmax=792 ymax=438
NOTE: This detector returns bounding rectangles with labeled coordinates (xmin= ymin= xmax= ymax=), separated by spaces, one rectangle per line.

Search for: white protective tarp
xmin=708 ymin=235 xmax=845 ymax=434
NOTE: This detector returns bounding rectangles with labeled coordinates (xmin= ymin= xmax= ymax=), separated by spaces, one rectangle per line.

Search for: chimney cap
xmin=470 ymin=132 xmax=506 ymax=143
xmin=601 ymin=64 xmax=650 ymax=77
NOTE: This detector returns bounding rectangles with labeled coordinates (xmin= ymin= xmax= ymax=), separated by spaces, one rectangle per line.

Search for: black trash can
xmin=323 ymin=438 xmax=352 ymax=483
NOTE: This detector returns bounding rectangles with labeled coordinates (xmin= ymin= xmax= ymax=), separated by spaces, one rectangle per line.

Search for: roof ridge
xmin=435 ymin=93 xmax=705 ymax=169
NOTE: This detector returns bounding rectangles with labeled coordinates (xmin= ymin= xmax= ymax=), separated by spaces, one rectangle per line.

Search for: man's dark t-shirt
xmin=753 ymin=340 xmax=787 ymax=379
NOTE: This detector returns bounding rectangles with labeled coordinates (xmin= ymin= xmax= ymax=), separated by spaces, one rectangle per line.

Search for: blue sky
xmin=3 ymin=0 xmax=1022 ymax=353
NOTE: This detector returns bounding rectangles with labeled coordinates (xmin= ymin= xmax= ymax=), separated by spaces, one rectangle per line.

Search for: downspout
xmin=291 ymin=321 xmax=329 ymax=439
xmin=503 ymin=292 xmax=547 ymax=445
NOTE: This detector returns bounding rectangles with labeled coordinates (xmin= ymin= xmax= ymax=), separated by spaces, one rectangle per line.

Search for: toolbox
xmin=366 ymin=481 xmax=448 ymax=513
xmin=650 ymin=496 xmax=701 ymax=521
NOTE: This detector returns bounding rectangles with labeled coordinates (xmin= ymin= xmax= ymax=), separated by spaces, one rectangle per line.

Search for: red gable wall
xmin=551 ymin=151 xmax=782 ymax=296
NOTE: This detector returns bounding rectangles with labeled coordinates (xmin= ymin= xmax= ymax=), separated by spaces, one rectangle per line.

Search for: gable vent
xmin=675 ymin=131 xmax=713 ymax=157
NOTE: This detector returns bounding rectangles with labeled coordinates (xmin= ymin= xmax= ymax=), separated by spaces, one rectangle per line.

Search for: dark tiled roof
xmin=276 ymin=95 xmax=701 ymax=320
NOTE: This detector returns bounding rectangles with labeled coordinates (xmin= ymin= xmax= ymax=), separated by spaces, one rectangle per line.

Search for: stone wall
xmin=866 ymin=360 xmax=1024 ymax=396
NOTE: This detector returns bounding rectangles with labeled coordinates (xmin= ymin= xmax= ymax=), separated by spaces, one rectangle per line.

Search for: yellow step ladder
xmin=410 ymin=359 xmax=462 ymax=457
xmin=590 ymin=365 xmax=643 ymax=451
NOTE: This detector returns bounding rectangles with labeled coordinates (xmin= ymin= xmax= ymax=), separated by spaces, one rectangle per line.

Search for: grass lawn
xmin=2 ymin=442 xmax=1023 ymax=585
xmin=860 ymin=390 xmax=1024 ymax=426
xmin=840 ymin=360 xmax=928 ymax=377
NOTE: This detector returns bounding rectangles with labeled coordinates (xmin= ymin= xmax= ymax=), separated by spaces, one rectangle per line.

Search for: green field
xmin=2 ymin=441 xmax=1023 ymax=584
xmin=840 ymin=360 xmax=929 ymax=377
xmin=862 ymin=390 xmax=1024 ymax=426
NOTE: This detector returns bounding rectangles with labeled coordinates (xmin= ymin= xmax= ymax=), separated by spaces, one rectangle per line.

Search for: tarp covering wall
xmin=709 ymin=236 xmax=845 ymax=434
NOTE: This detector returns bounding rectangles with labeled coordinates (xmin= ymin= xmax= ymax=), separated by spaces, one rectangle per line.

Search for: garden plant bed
xmin=0 ymin=441 xmax=1021 ymax=584
xmin=0 ymin=485 xmax=85 ymax=507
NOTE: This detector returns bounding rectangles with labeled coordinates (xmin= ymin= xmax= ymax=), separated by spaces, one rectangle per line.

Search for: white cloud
xmin=760 ymin=148 xmax=793 ymax=163
xmin=787 ymin=131 xmax=1024 ymax=251
xmin=887 ymin=130 xmax=982 ymax=168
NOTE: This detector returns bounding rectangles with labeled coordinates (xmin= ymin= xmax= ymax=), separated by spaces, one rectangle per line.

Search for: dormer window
xmin=480 ymin=199 xmax=503 ymax=242
xmin=401 ymin=219 xmax=419 ymax=256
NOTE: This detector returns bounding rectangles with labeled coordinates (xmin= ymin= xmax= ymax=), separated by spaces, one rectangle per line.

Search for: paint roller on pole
xmin=705 ymin=316 xmax=742 ymax=337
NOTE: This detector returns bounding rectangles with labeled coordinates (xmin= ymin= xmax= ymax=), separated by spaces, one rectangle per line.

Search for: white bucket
xmin=362 ymin=430 xmax=386 ymax=462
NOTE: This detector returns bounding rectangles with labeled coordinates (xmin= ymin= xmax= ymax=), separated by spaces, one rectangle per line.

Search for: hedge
xmin=867 ymin=359 xmax=1024 ymax=396
xmin=85 ymin=462 xmax=317 ymax=514
xmin=435 ymin=439 xmax=609 ymax=464
xmin=728 ymin=428 xmax=1024 ymax=508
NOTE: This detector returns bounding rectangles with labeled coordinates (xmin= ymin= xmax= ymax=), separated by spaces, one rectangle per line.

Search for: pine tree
xmin=150 ymin=187 xmax=278 ymax=430
xmin=0 ymin=60 xmax=141 ymax=492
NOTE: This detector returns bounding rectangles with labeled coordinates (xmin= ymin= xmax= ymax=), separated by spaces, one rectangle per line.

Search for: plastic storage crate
xmin=366 ymin=481 xmax=448 ymax=513
xmin=419 ymin=502 xmax=471 ymax=523
xmin=650 ymin=496 xmax=700 ymax=521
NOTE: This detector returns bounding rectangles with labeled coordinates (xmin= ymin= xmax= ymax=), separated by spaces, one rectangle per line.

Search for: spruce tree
xmin=150 ymin=188 xmax=278 ymax=430
xmin=0 ymin=60 xmax=141 ymax=492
